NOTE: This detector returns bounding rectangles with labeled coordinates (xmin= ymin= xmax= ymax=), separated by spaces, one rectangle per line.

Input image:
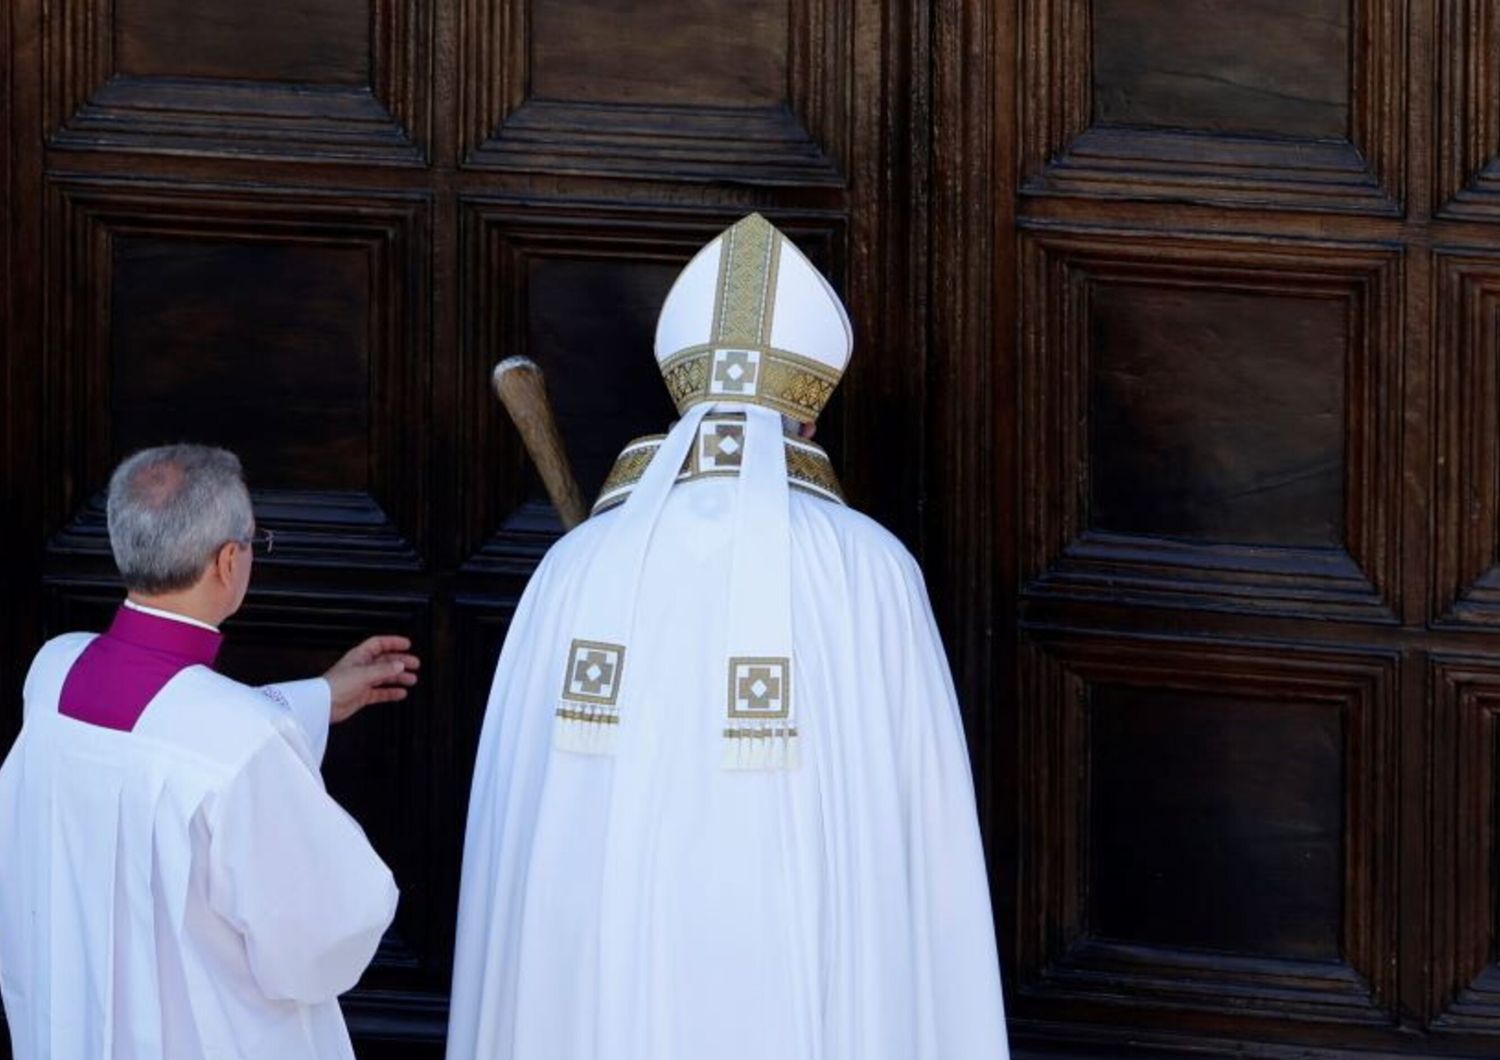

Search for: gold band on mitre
xmin=592 ymin=413 xmax=845 ymax=517
xmin=660 ymin=345 xmax=842 ymax=423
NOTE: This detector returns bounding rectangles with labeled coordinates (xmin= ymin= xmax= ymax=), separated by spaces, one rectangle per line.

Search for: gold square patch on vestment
xmin=563 ymin=639 xmax=626 ymax=706
xmin=727 ymin=656 xmax=791 ymax=719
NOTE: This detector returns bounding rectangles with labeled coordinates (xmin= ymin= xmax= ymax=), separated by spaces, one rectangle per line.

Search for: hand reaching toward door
xmin=325 ymin=636 xmax=421 ymax=723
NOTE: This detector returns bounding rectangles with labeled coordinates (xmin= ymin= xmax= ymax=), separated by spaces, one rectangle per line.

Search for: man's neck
xmin=125 ymin=593 xmax=224 ymax=632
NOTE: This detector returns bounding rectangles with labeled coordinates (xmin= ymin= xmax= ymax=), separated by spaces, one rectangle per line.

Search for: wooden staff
xmin=492 ymin=356 xmax=589 ymax=530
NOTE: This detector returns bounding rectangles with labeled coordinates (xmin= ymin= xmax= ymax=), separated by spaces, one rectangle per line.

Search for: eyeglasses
xmin=242 ymin=528 xmax=275 ymax=555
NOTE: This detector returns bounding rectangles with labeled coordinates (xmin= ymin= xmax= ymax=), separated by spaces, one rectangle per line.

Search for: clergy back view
xmin=0 ymin=445 xmax=420 ymax=1059
xmin=448 ymin=214 xmax=1008 ymax=1060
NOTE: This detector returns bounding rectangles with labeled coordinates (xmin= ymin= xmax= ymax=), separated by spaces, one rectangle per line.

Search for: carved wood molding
xmin=457 ymin=0 xmax=848 ymax=183
xmin=1436 ymin=0 xmax=1500 ymax=218
xmin=1432 ymin=250 xmax=1500 ymax=626
xmin=42 ymin=0 xmax=428 ymax=162
xmin=43 ymin=177 xmax=432 ymax=570
xmin=1020 ymin=0 xmax=1405 ymax=213
xmin=1431 ymin=658 xmax=1500 ymax=1032
xmin=1018 ymin=631 xmax=1400 ymax=1024
xmin=1019 ymin=225 xmax=1402 ymax=620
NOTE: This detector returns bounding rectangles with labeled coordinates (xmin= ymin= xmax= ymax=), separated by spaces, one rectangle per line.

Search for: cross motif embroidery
xmin=728 ymin=657 xmax=791 ymax=719
xmin=574 ymin=652 xmax=615 ymax=694
xmin=710 ymin=349 xmax=760 ymax=395
xmin=563 ymin=640 xmax=626 ymax=705
xmin=701 ymin=422 xmax=745 ymax=469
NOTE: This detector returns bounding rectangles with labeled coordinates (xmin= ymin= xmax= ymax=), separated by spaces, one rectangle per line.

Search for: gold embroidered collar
xmin=593 ymin=414 xmax=845 ymax=517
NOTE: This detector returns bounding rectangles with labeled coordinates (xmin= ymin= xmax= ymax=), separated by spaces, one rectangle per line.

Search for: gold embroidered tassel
xmin=721 ymin=724 xmax=800 ymax=772
xmin=722 ymin=652 xmax=798 ymax=771
xmin=554 ymin=704 xmax=620 ymax=755
xmin=555 ymin=638 xmax=627 ymax=757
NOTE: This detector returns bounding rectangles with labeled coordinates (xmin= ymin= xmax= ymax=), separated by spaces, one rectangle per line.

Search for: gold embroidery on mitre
xmin=661 ymin=355 xmax=710 ymax=409
xmin=591 ymin=417 xmax=846 ymax=516
xmin=714 ymin=217 xmax=778 ymax=347
xmin=660 ymin=345 xmax=841 ymax=422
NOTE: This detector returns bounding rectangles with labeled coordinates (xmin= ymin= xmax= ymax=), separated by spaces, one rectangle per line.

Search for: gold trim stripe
xmin=659 ymin=345 xmax=840 ymax=422
xmin=592 ymin=422 xmax=845 ymax=516
xmin=713 ymin=220 xmax=778 ymax=346
xmin=557 ymin=708 xmax=620 ymax=726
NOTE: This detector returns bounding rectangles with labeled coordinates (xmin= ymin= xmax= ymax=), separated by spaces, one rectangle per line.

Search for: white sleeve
xmin=207 ymin=736 xmax=398 ymax=1004
xmin=258 ymin=678 xmax=331 ymax=765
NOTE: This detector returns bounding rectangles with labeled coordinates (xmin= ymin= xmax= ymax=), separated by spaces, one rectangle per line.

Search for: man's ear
xmin=799 ymin=421 xmax=817 ymax=440
xmin=211 ymin=540 xmax=240 ymax=588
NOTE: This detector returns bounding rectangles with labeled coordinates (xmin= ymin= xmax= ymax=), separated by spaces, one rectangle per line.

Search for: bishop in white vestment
xmin=448 ymin=214 xmax=1009 ymax=1059
xmin=0 ymin=445 xmax=418 ymax=1059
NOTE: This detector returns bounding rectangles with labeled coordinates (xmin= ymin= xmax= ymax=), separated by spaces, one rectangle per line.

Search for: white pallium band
xmin=721 ymin=404 xmax=798 ymax=770
xmin=553 ymin=404 xmax=713 ymax=755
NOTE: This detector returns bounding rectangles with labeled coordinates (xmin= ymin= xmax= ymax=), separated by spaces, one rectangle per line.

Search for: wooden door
xmin=0 ymin=1 xmax=933 ymax=1056
xmin=996 ymin=0 xmax=1500 ymax=1056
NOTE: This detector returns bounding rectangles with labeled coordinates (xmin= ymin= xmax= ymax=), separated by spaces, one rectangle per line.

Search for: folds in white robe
xmin=0 ymin=634 xmax=398 ymax=1059
xmin=447 ymin=480 xmax=1009 ymax=1060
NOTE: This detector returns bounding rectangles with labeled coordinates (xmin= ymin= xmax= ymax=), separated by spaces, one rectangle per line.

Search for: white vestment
xmin=447 ymin=479 xmax=1009 ymax=1059
xmin=0 ymin=633 xmax=398 ymax=1059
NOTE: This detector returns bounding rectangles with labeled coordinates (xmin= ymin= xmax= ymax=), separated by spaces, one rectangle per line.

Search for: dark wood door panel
xmin=41 ymin=178 xmax=431 ymax=572
xmin=1017 ymin=630 xmax=1399 ymax=1032
xmin=45 ymin=0 xmax=427 ymax=161
xmin=1430 ymin=658 xmax=1500 ymax=1036
xmin=1008 ymin=0 xmax=1500 ymax=1051
xmin=1019 ymin=226 xmax=1402 ymax=622
xmin=459 ymin=0 xmax=849 ymax=181
xmin=1022 ymin=0 xmax=1405 ymax=212
xmin=1437 ymin=0 xmax=1500 ymax=219
xmin=117 ymin=0 xmax=373 ymax=84
xmin=1093 ymin=0 xmax=1349 ymax=139
xmin=1432 ymin=249 xmax=1500 ymax=628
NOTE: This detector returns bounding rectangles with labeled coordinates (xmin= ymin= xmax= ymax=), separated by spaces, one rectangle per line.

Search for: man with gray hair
xmin=0 ymin=444 xmax=420 ymax=1059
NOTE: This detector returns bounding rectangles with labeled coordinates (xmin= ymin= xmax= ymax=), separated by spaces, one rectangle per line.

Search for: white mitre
xmin=555 ymin=214 xmax=852 ymax=770
xmin=654 ymin=213 xmax=853 ymax=423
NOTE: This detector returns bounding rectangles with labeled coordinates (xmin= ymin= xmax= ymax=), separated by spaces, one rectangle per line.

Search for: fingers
xmin=363 ymin=659 xmax=419 ymax=687
xmin=367 ymin=687 xmax=409 ymax=704
xmin=343 ymin=635 xmax=414 ymax=666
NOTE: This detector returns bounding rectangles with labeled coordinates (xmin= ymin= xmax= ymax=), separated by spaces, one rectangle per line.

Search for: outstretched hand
xmin=325 ymin=635 xmax=421 ymax=724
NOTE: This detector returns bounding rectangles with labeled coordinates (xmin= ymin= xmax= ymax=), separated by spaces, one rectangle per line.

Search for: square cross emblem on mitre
xmin=563 ymin=640 xmax=626 ymax=705
xmin=728 ymin=657 xmax=791 ymax=719
xmin=699 ymin=420 xmax=746 ymax=471
xmin=709 ymin=348 xmax=761 ymax=396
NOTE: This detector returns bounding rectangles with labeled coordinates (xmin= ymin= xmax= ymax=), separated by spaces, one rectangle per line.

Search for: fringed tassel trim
xmin=721 ymin=725 xmax=800 ymax=771
xmin=554 ymin=704 xmax=620 ymax=755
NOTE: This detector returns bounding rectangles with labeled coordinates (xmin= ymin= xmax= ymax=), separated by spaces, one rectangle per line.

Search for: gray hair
xmin=106 ymin=445 xmax=254 ymax=594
